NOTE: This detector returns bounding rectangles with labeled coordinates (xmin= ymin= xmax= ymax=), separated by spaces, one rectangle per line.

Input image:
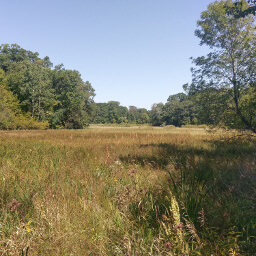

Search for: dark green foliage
xmin=227 ymin=0 xmax=256 ymax=18
xmin=7 ymin=61 xmax=55 ymax=120
xmin=150 ymin=103 xmax=164 ymax=126
xmin=128 ymin=106 xmax=150 ymax=124
xmin=51 ymin=65 xmax=95 ymax=128
xmin=91 ymin=102 xmax=150 ymax=124
xmin=191 ymin=0 xmax=256 ymax=133
xmin=0 ymin=68 xmax=49 ymax=129
xmin=163 ymin=93 xmax=197 ymax=127
xmin=0 ymin=44 xmax=95 ymax=129
xmin=149 ymin=93 xmax=198 ymax=127
xmin=91 ymin=102 xmax=125 ymax=124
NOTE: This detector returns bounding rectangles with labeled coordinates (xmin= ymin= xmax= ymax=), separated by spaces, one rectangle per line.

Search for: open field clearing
xmin=0 ymin=127 xmax=255 ymax=255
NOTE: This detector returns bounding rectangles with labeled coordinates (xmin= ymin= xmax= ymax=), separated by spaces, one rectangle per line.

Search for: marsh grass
xmin=0 ymin=127 xmax=255 ymax=255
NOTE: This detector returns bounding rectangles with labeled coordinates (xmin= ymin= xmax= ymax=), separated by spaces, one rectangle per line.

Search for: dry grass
xmin=0 ymin=126 xmax=255 ymax=255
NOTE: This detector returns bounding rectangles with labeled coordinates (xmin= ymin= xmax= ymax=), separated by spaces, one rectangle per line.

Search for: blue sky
xmin=1 ymin=0 xmax=213 ymax=109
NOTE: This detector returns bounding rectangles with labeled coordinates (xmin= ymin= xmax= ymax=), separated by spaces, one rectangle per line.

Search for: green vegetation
xmin=0 ymin=44 xmax=95 ymax=129
xmin=150 ymin=0 xmax=256 ymax=132
xmin=150 ymin=93 xmax=198 ymax=127
xmin=91 ymin=102 xmax=150 ymax=124
xmin=0 ymin=127 xmax=255 ymax=255
xmin=1 ymin=3 xmax=256 ymax=133
xmin=228 ymin=0 xmax=256 ymax=18
xmin=0 ymin=1 xmax=255 ymax=254
xmin=191 ymin=0 xmax=256 ymax=133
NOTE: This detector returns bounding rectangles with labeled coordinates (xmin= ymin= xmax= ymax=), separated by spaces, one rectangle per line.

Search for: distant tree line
xmin=94 ymin=0 xmax=255 ymax=133
xmin=91 ymin=101 xmax=150 ymax=124
xmin=150 ymin=91 xmax=197 ymax=127
xmin=0 ymin=44 xmax=151 ymax=129
xmin=151 ymin=0 xmax=256 ymax=133
xmin=149 ymin=84 xmax=254 ymax=130
xmin=1 ymin=0 xmax=256 ymax=134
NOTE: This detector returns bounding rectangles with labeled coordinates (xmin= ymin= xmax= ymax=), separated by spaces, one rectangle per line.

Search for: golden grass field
xmin=0 ymin=126 xmax=255 ymax=255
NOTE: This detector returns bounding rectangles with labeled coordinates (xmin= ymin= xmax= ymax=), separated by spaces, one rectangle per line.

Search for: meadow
xmin=0 ymin=126 xmax=255 ymax=255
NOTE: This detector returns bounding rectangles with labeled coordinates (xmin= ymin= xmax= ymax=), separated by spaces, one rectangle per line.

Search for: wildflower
xmin=23 ymin=221 xmax=34 ymax=233
xmin=173 ymin=222 xmax=184 ymax=231
xmin=128 ymin=169 xmax=137 ymax=176
xmin=229 ymin=248 xmax=238 ymax=256
xmin=8 ymin=199 xmax=22 ymax=212
xmin=164 ymin=241 xmax=172 ymax=250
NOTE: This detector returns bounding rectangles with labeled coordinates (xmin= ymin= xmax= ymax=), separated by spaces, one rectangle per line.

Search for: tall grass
xmin=0 ymin=127 xmax=255 ymax=255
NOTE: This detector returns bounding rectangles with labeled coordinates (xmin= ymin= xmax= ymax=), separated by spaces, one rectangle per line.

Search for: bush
xmin=15 ymin=115 xmax=49 ymax=130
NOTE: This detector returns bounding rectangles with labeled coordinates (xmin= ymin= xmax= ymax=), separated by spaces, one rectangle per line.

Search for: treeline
xmin=1 ymin=38 xmax=255 ymax=131
xmin=150 ymin=92 xmax=197 ymax=127
xmin=92 ymin=0 xmax=256 ymax=132
xmin=0 ymin=44 xmax=151 ymax=129
xmin=151 ymin=0 xmax=256 ymax=133
xmin=91 ymin=102 xmax=150 ymax=124
xmin=0 ymin=44 xmax=95 ymax=129
xmin=150 ymin=83 xmax=256 ymax=130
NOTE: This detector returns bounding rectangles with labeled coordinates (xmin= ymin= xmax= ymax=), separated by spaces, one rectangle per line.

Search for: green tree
xmin=51 ymin=65 xmax=95 ymax=128
xmin=227 ymin=0 xmax=256 ymax=18
xmin=0 ymin=68 xmax=49 ymax=130
xmin=91 ymin=103 xmax=109 ymax=123
xmin=0 ymin=69 xmax=19 ymax=129
xmin=163 ymin=93 xmax=197 ymax=127
xmin=137 ymin=112 xmax=149 ymax=124
xmin=191 ymin=0 xmax=256 ymax=133
xmin=128 ymin=106 xmax=150 ymax=124
xmin=0 ymin=44 xmax=94 ymax=129
xmin=128 ymin=106 xmax=138 ymax=123
xmin=7 ymin=61 xmax=55 ymax=121
xmin=0 ymin=44 xmax=51 ymax=72
xmin=150 ymin=103 xmax=164 ymax=126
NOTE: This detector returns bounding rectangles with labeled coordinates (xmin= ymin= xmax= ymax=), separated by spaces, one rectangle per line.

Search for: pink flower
xmin=128 ymin=169 xmax=137 ymax=176
xmin=8 ymin=199 xmax=22 ymax=212
xmin=173 ymin=222 xmax=184 ymax=230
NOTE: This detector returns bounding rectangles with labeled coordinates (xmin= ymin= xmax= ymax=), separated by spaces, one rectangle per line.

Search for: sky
xmin=1 ymin=0 xmax=214 ymax=110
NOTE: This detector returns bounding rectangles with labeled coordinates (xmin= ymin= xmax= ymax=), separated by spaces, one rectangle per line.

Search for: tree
xmin=51 ymin=65 xmax=95 ymax=129
xmin=7 ymin=61 xmax=55 ymax=121
xmin=128 ymin=106 xmax=149 ymax=124
xmin=0 ymin=68 xmax=49 ymax=130
xmin=137 ymin=112 xmax=149 ymax=124
xmin=191 ymin=0 xmax=256 ymax=133
xmin=0 ymin=44 xmax=51 ymax=72
xmin=0 ymin=69 xmax=19 ymax=129
xmin=128 ymin=106 xmax=138 ymax=123
xmin=150 ymin=103 xmax=164 ymax=126
xmin=0 ymin=44 xmax=94 ymax=129
xmin=91 ymin=102 xmax=145 ymax=124
xmin=163 ymin=93 xmax=197 ymax=127
xmin=227 ymin=0 xmax=256 ymax=18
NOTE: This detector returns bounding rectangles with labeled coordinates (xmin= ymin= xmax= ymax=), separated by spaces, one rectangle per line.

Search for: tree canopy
xmin=228 ymin=0 xmax=256 ymax=17
xmin=91 ymin=101 xmax=149 ymax=124
xmin=1 ymin=7 xmax=256 ymax=133
xmin=0 ymin=44 xmax=95 ymax=129
xmin=189 ymin=0 xmax=256 ymax=133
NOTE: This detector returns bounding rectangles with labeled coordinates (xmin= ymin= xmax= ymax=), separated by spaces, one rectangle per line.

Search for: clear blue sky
xmin=1 ymin=0 xmax=213 ymax=109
